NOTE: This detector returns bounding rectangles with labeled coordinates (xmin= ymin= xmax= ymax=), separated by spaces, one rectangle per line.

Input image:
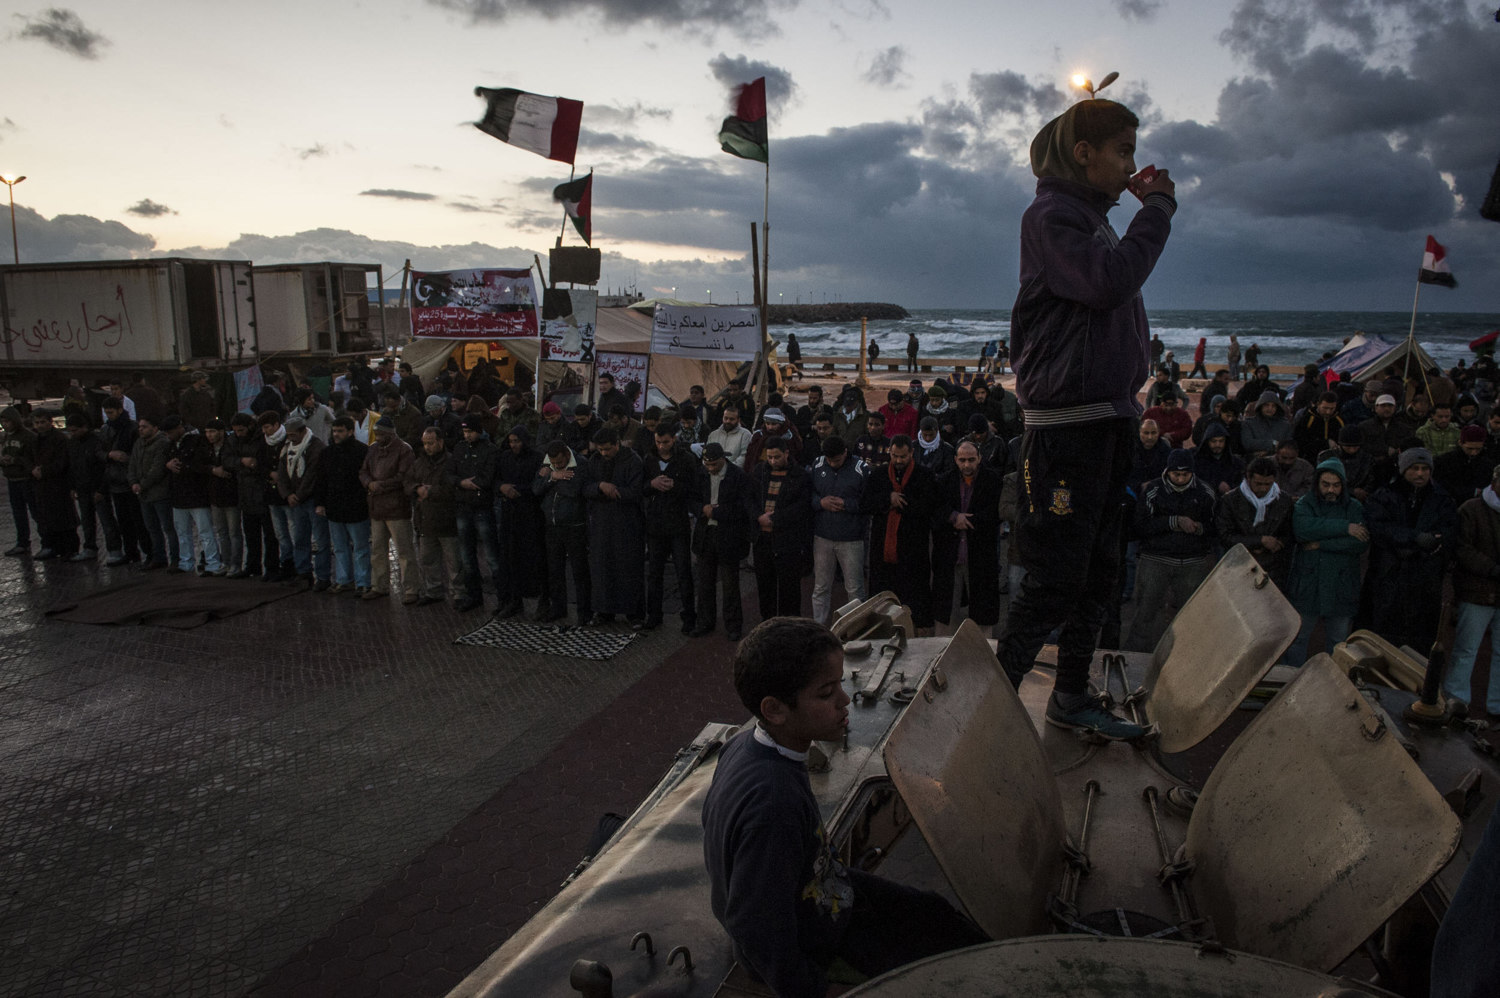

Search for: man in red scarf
xmin=865 ymin=436 xmax=939 ymax=633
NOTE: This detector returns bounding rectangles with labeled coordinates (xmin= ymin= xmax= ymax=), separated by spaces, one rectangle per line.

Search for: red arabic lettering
xmin=1 ymin=286 xmax=133 ymax=354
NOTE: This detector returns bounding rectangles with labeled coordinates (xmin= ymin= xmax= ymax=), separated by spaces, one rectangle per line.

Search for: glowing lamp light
xmin=1072 ymin=71 xmax=1120 ymax=100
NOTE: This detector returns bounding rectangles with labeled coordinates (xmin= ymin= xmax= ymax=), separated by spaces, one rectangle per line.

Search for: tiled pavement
xmin=0 ymin=506 xmax=746 ymax=997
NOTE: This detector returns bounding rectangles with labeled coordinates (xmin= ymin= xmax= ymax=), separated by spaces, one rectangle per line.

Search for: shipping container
xmin=0 ymin=258 xmax=255 ymax=396
xmin=250 ymin=262 xmax=386 ymax=356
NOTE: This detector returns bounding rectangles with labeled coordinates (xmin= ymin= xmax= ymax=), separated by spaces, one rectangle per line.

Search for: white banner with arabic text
xmin=650 ymin=305 xmax=760 ymax=361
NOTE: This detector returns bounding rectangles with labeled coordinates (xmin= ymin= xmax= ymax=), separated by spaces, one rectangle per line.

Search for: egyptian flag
xmin=718 ymin=77 xmax=768 ymax=163
xmin=553 ymin=172 xmax=593 ymax=245
xmin=1419 ymin=235 xmax=1457 ymax=288
xmin=474 ymin=87 xmax=582 ymax=164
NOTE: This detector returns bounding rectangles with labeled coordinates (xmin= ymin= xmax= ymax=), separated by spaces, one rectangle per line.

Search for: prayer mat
xmin=453 ymin=617 xmax=642 ymax=661
xmin=45 ymin=575 xmax=307 ymax=630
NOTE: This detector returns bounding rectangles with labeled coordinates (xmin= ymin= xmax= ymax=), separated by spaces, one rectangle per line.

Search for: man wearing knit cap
xmin=1365 ymin=447 xmax=1457 ymax=652
xmin=1435 ymin=424 xmax=1496 ymax=502
xmin=1124 ymin=448 xmax=1216 ymax=654
xmin=535 ymin=400 xmax=566 ymax=452
xmin=1002 ymin=97 xmax=1177 ymax=739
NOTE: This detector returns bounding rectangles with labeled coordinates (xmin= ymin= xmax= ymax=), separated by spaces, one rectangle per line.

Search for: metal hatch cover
xmin=842 ymin=936 xmax=1400 ymax=996
xmin=1184 ymin=654 xmax=1463 ymax=972
xmin=1143 ymin=543 xmax=1300 ymax=753
xmin=881 ymin=619 xmax=1064 ymax=941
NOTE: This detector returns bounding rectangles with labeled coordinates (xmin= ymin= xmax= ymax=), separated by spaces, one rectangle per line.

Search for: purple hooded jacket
xmin=1010 ymin=176 xmax=1175 ymax=426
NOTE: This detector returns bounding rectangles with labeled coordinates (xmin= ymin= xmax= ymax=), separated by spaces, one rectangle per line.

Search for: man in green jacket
xmin=1284 ymin=457 xmax=1369 ymax=665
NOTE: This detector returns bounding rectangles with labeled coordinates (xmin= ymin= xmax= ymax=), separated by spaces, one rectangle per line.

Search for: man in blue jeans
xmin=163 ymin=416 xmax=222 ymax=575
xmin=276 ymin=414 xmax=330 ymax=588
xmin=448 ymin=413 xmax=501 ymax=613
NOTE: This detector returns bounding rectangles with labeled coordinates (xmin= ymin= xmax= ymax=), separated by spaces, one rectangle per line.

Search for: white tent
xmin=1321 ymin=334 xmax=1441 ymax=384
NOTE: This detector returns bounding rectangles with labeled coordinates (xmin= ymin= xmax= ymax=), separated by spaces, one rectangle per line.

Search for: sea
xmin=775 ymin=309 xmax=1500 ymax=372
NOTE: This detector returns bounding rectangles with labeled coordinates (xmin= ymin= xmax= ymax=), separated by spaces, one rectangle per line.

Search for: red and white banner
xmin=410 ymin=268 xmax=540 ymax=339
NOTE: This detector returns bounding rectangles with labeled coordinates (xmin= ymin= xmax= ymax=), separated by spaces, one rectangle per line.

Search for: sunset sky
xmin=3 ymin=0 xmax=1497 ymax=310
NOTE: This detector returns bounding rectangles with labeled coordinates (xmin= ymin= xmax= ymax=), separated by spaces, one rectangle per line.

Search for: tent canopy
xmin=1320 ymin=334 xmax=1440 ymax=385
xmin=397 ymin=304 xmax=741 ymax=406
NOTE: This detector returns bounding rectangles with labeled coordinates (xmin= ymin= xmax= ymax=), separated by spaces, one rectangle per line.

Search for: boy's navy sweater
xmin=1010 ymin=177 xmax=1175 ymax=427
xmin=702 ymin=728 xmax=853 ymax=997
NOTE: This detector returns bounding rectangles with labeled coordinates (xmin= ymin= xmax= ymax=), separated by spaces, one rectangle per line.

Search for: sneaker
xmin=1044 ymin=693 xmax=1147 ymax=742
xmin=361 ymin=589 xmax=388 ymax=601
xmin=226 ymin=569 xmax=252 ymax=579
xmin=311 ymin=578 xmax=330 ymax=592
xmin=70 ymin=549 xmax=99 ymax=563
xmin=327 ymin=582 xmax=348 ymax=594
xmin=34 ymin=548 xmax=59 ymax=561
xmin=3 ymin=545 xmax=28 ymax=557
xmin=106 ymin=551 xmax=128 ymax=567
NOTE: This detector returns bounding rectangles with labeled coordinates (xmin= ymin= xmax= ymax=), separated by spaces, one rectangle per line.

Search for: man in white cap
xmin=1359 ymin=394 xmax=1414 ymax=459
xmin=742 ymin=407 xmax=802 ymax=472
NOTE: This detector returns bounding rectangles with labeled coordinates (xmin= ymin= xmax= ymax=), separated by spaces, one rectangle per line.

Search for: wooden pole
xmin=856 ymin=316 xmax=870 ymax=389
xmin=748 ymin=221 xmax=764 ymax=402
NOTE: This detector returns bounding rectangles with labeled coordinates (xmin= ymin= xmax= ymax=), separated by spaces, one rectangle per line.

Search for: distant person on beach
xmin=1150 ymin=334 xmax=1164 ymax=367
xmin=1227 ymin=335 xmax=1242 ymax=381
xmin=1188 ymin=337 xmax=1208 ymax=379
xmin=1001 ymin=97 xmax=1177 ymax=740
xmin=906 ymin=332 xmax=920 ymax=373
xmin=1244 ymin=343 xmax=1262 ymax=369
xmin=867 ymin=338 xmax=880 ymax=365
xmin=785 ymin=333 xmax=802 ymax=375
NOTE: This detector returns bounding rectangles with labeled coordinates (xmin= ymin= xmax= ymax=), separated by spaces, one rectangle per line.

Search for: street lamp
xmin=707 ymin=288 xmax=713 ymax=304
xmin=0 ymin=174 xmax=25 ymax=264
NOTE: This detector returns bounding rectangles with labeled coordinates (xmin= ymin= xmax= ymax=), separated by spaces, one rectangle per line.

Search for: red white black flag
xmin=474 ymin=87 xmax=582 ymax=164
xmin=718 ymin=77 xmax=768 ymax=163
xmin=553 ymin=172 xmax=593 ymax=245
xmin=1419 ymin=235 xmax=1457 ymax=288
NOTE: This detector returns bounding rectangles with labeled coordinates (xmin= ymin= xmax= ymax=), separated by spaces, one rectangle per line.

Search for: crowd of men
xmin=4 ymin=355 xmax=1498 ymax=713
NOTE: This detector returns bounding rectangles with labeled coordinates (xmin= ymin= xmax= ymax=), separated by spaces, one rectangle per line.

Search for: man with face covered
xmin=1124 ymin=449 xmax=1217 ymax=653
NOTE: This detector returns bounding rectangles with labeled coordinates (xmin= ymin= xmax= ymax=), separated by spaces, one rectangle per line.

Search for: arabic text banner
xmin=595 ymin=351 xmax=649 ymax=414
xmin=650 ymin=305 xmax=760 ymax=361
xmin=411 ymin=268 xmax=539 ymax=339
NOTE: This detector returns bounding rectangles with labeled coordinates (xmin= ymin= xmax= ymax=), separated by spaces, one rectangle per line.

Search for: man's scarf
xmin=284 ymin=431 xmax=314 ymax=481
xmin=883 ymin=460 xmax=915 ymax=563
xmin=1237 ymin=479 xmax=1281 ymax=527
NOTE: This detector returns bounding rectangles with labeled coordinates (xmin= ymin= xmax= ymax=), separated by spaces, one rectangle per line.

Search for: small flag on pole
xmin=1419 ymin=235 xmax=1457 ymax=288
xmin=474 ymin=87 xmax=582 ymax=164
xmin=718 ymin=77 xmax=768 ymax=163
xmin=553 ymin=172 xmax=593 ymax=245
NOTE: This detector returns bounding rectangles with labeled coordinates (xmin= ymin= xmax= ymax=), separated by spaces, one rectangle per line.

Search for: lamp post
xmin=0 ymin=174 xmax=24 ymax=264
xmin=706 ymin=289 xmax=713 ymax=304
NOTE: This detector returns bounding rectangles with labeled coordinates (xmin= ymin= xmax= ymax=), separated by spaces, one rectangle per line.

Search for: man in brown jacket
xmin=360 ymin=415 xmax=418 ymax=602
xmin=407 ymin=427 xmax=461 ymax=606
xmin=1444 ymin=463 xmax=1500 ymax=715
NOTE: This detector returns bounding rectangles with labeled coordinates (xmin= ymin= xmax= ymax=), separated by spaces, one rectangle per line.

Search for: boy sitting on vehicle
xmin=702 ymin=617 xmax=986 ymax=996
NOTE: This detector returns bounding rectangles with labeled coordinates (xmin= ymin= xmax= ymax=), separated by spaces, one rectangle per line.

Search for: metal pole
xmin=4 ymin=181 xmax=20 ymax=264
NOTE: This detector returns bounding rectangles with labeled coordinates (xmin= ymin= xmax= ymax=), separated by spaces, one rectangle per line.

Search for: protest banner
xmin=233 ymin=365 xmax=263 ymax=414
xmin=650 ymin=304 xmax=760 ymax=361
xmin=541 ymin=289 xmax=597 ymax=363
xmin=595 ymin=351 xmax=649 ymax=413
xmin=411 ymin=268 xmax=539 ymax=339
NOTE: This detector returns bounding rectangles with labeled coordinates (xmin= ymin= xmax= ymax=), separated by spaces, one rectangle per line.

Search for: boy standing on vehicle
xmin=1001 ymin=98 xmax=1177 ymax=740
xmin=703 ymin=618 xmax=986 ymax=996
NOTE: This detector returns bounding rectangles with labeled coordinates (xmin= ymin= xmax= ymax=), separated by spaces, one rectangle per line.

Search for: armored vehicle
xmin=450 ymin=546 xmax=1497 ymax=997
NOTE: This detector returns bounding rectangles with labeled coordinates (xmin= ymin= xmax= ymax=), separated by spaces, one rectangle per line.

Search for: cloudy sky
xmin=3 ymin=0 xmax=1498 ymax=311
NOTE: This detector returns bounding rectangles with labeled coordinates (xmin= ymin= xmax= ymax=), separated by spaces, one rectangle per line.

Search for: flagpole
xmin=558 ymin=164 xmax=576 ymax=244
xmin=1404 ymin=255 xmax=1433 ymax=403
xmin=757 ymin=160 xmax=772 ymax=404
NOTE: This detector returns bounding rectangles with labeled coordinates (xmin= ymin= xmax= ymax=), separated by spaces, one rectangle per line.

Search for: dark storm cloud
xmin=578 ymin=128 xmax=661 ymax=156
xmin=1113 ymin=0 xmax=1162 ymax=21
xmin=428 ymin=0 xmax=788 ymax=37
xmin=8 ymin=206 xmax=155 ymax=261
xmin=360 ymin=189 xmax=438 ymax=201
xmin=863 ymin=45 xmax=909 ymax=88
xmin=708 ymin=54 xmax=797 ymax=110
xmin=13 ymin=7 xmax=108 ymax=59
xmin=125 ymin=199 xmax=176 ymax=218
xmin=967 ymin=71 xmax=1066 ymax=121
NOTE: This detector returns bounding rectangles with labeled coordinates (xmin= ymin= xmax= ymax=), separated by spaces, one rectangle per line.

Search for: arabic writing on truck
xmin=1 ymin=284 xmax=134 ymax=354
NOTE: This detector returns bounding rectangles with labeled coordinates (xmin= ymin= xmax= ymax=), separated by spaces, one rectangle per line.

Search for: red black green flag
xmin=552 ymin=172 xmax=593 ymax=245
xmin=718 ymin=77 xmax=768 ymax=163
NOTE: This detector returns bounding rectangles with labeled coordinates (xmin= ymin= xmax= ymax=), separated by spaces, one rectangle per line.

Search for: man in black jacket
xmin=866 ymin=436 xmax=940 ymax=633
xmin=534 ymin=440 xmax=591 ymax=623
xmin=747 ymin=436 xmax=812 ymax=620
xmin=317 ymin=417 xmax=371 ymax=594
xmin=689 ymin=443 xmax=756 ymax=641
xmin=1124 ymin=449 xmax=1218 ymax=652
xmin=65 ymin=413 xmax=109 ymax=563
xmin=448 ymin=413 xmax=502 ymax=613
xmin=164 ymin=415 xmax=222 ymax=575
xmin=583 ymin=427 xmax=647 ymax=628
xmin=642 ymin=426 xmax=698 ymax=633
xmin=98 ymin=397 xmax=144 ymax=565
xmin=931 ymin=442 xmax=1003 ymax=631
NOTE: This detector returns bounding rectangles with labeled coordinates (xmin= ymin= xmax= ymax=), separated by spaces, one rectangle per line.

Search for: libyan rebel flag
xmin=718 ymin=77 xmax=768 ymax=163
xmin=474 ymin=87 xmax=582 ymax=164
xmin=553 ymin=172 xmax=593 ymax=245
xmin=1419 ymin=235 xmax=1457 ymax=288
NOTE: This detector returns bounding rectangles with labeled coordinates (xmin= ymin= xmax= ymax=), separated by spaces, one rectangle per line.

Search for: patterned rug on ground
xmin=453 ymin=617 xmax=643 ymax=661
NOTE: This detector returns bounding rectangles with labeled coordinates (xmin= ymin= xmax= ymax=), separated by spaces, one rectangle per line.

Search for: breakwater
xmin=768 ymin=302 xmax=908 ymax=324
